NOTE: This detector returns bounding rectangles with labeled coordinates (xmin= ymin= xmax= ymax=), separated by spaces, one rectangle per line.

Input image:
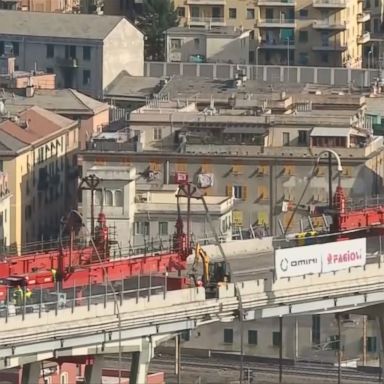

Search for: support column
xmin=376 ymin=315 xmax=384 ymax=383
xmin=84 ymin=355 xmax=104 ymax=384
xmin=130 ymin=338 xmax=153 ymax=384
xmin=21 ymin=362 xmax=40 ymax=384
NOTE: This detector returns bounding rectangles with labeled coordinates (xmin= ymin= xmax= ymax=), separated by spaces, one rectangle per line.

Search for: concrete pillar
xmin=84 ymin=355 xmax=104 ymax=384
xmin=314 ymin=67 xmax=318 ymax=83
xmin=297 ymin=67 xmax=301 ymax=83
xmin=130 ymin=339 xmax=153 ymax=384
xmin=21 ymin=362 xmax=40 ymax=384
xmin=331 ymin=68 xmax=335 ymax=85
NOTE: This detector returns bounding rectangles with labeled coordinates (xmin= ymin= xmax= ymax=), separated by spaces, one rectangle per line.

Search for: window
xmin=282 ymin=132 xmax=290 ymax=146
xmin=272 ymin=331 xmax=281 ymax=347
xmin=0 ymin=42 xmax=3 ymax=56
xmin=105 ymin=190 xmax=113 ymax=206
xmin=212 ymin=6 xmax=221 ymax=18
xmin=312 ymin=315 xmax=321 ymax=345
xmin=46 ymin=44 xmax=54 ymax=58
xmin=177 ymin=7 xmax=185 ymax=17
xmin=224 ymin=328 xmax=233 ymax=343
xmin=329 ymin=335 xmax=340 ymax=350
xmin=12 ymin=42 xmax=19 ymax=56
xmin=136 ymin=222 xmax=150 ymax=236
xmin=299 ymin=9 xmax=308 ymax=17
xmin=374 ymin=18 xmax=380 ymax=33
xmin=170 ymin=39 xmax=181 ymax=50
xmin=246 ymin=8 xmax=255 ymax=19
xmin=233 ymin=185 xmax=248 ymax=200
xmin=46 ymin=67 xmax=54 ymax=74
xmin=367 ymin=336 xmax=377 ymax=352
xmin=115 ymin=190 xmax=123 ymax=206
xmin=191 ymin=6 xmax=199 ymax=18
xmin=194 ymin=38 xmax=200 ymax=49
xmin=298 ymin=52 xmax=309 ymax=65
xmin=229 ymin=8 xmax=237 ymax=18
xmin=299 ymin=31 xmax=308 ymax=43
xmin=153 ymin=127 xmax=162 ymax=140
xmin=159 ymin=222 xmax=168 ymax=236
xmin=298 ymin=130 xmax=307 ymax=145
xmin=60 ymin=372 xmax=69 ymax=384
xmin=248 ymin=330 xmax=258 ymax=345
xmin=82 ymin=70 xmax=91 ymax=85
xmin=65 ymin=45 xmax=76 ymax=59
xmin=83 ymin=46 xmax=91 ymax=60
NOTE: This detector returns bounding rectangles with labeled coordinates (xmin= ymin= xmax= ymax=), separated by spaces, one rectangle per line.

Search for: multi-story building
xmin=0 ymin=10 xmax=144 ymax=98
xmin=0 ymin=105 xmax=79 ymax=250
xmin=165 ymin=26 xmax=251 ymax=64
xmin=80 ymin=77 xmax=384 ymax=236
xmin=0 ymin=0 xmax=78 ymax=12
xmin=0 ymin=172 xmax=11 ymax=250
xmin=173 ymin=0 xmax=370 ymax=67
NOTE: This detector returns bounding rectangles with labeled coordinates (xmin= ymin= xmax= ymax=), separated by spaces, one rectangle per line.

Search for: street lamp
xmin=368 ymin=49 xmax=373 ymax=70
xmin=314 ymin=149 xmax=343 ymax=209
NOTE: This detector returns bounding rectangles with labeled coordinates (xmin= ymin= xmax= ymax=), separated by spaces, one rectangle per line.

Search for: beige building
xmin=173 ymin=0 xmax=370 ymax=67
xmin=0 ymin=0 xmax=78 ymax=12
xmin=0 ymin=105 xmax=79 ymax=250
xmin=79 ymin=77 xmax=384 ymax=236
xmin=166 ymin=26 xmax=251 ymax=64
xmin=0 ymin=172 xmax=11 ymax=250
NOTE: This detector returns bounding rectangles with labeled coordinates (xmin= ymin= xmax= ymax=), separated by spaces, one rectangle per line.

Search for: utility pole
xmin=279 ymin=316 xmax=283 ymax=383
xmin=337 ymin=314 xmax=342 ymax=384
xmin=328 ymin=152 xmax=333 ymax=209
xmin=78 ymin=174 xmax=101 ymax=239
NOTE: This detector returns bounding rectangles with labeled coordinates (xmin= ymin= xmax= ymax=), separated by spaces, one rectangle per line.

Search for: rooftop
xmin=1 ymin=88 xmax=109 ymax=115
xmin=0 ymin=10 xmax=126 ymax=40
xmin=166 ymin=26 xmax=251 ymax=38
xmin=0 ymin=105 xmax=76 ymax=154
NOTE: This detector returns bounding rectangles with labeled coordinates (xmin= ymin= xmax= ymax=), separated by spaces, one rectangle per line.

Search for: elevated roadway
xmin=3 ymin=255 xmax=384 ymax=383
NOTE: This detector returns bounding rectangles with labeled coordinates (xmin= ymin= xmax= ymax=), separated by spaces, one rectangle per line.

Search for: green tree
xmin=138 ymin=0 xmax=179 ymax=61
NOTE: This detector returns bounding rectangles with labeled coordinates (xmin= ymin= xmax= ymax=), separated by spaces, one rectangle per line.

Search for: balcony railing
xmin=358 ymin=32 xmax=370 ymax=44
xmin=56 ymin=57 xmax=78 ymax=68
xmin=257 ymin=18 xmax=295 ymax=27
xmin=258 ymin=0 xmax=295 ymax=5
xmin=260 ymin=39 xmax=295 ymax=49
xmin=357 ymin=12 xmax=370 ymax=22
xmin=313 ymin=0 xmax=347 ymax=7
xmin=187 ymin=17 xmax=226 ymax=25
xmin=313 ymin=20 xmax=347 ymax=30
xmin=186 ymin=0 xmax=225 ymax=4
xmin=312 ymin=42 xmax=347 ymax=51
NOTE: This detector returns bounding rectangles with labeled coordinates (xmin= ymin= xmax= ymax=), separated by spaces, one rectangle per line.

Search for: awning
xmin=223 ymin=127 xmax=266 ymax=134
xmin=310 ymin=127 xmax=351 ymax=137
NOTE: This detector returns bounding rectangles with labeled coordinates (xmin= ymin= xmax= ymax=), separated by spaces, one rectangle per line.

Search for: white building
xmin=0 ymin=10 xmax=144 ymax=98
xmin=165 ymin=26 xmax=251 ymax=64
xmin=80 ymin=165 xmax=233 ymax=251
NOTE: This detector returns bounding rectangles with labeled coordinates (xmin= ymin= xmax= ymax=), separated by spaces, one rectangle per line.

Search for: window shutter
xmin=242 ymin=186 xmax=248 ymax=200
xmin=226 ymin=184 xmax=233 ymax=197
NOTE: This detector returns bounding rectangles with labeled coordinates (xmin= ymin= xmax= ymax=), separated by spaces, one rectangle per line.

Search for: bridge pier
xmin=84 ymin=355 xmax=104 ymax=384
xmin=130 ymin=338 xmax=153 ymax=384
xmin=21 ymin=362 xmax=40 ymax=384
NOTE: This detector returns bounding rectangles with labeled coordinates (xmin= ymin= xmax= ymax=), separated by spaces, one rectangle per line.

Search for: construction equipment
xmin=190 ymin=243 xmax=230 ymax=297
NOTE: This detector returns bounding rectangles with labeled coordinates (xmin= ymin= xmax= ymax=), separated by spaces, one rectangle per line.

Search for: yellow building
xmin=0 ymin=105 xmax=79 ymax=251
xmin=173 ymin=0 xmax=370 ymax=67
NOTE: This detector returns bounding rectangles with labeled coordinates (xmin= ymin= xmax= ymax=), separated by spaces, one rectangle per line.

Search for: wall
xmin=102 ymin=19 xmax=144 ymax=94
xmin=79 ymin=108 xmax=110 ymax=149
xmin=145 ymin=61 xmax=378 ymax=88
xmin=206 ymin=34 xmax=250 ymax=64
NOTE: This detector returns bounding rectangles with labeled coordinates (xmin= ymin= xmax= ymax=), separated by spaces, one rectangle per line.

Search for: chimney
xmin=0 ymin=56 xmax=15 ymax=76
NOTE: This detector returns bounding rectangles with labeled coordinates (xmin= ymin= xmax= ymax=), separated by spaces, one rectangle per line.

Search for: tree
xmin=137 ymin=0 xmax=179 ymax=61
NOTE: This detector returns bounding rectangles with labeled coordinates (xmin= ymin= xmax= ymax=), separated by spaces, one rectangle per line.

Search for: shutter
xmin=226 ymin=184 xmax=233 ymax=197
xmin=242 ymin=186 xmax=248 ymax=200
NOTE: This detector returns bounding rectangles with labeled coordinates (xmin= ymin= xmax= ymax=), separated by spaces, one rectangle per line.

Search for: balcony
xmin=260 ymin=39 xmax=295 ymax=49
xmin=357 ymin=12 xmax=370 ymax=23
xmin=187 ymin=17 xmax=226 ymax=26
xmin=312 ymin=20 xmax=347 ymax=30
xmin=56 ymin=57 xmax=78 ymax=68
xmin=186 ymin=0 xmax=225 ymax=3
xmin=313 ymin=0 xmax=347 ymax=8
xmin=312 ymin=42 xmax=347 ymax=51
xmin=258 ymin=0 xmax=295 ymax=6
xmin=358 ymin=32 xmax=370 ymax=44
xmin=257 ymin=18 xmax=295 ymax=28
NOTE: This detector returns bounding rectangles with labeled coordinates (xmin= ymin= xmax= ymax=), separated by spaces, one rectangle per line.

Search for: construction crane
xmin=190 ymin=243 xmax=230 ymax=297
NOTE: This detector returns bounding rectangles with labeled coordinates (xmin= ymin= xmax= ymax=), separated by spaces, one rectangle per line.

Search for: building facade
xmin=0 ymin=0 xmax=78 ymax=12
xmin=172 ymin=0 xmax=370 ymax=67
xmin=0 ymin=106 xmax=79 ymax=250
xmin=0 ymin=172 xmax=11 ymax=250
xmin=0 ymin=10 xmax=144 ymax=98
xmin=166 ymin=26 xmax=251 ymax=64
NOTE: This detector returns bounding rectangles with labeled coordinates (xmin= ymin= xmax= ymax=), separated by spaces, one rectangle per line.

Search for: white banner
xmin=275 ymin=244 xmax=322 ymax=278
xmin=321 ymin=238 xmax=366 ymax=273
xmin=275 ymin=238 xmax=366 ymax=278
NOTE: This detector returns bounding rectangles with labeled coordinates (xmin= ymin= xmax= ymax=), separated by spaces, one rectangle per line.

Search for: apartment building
xmin=79 ymin=158 xmax=233 ymax=250
xmin=80 ymin=77 xmax=384 ymax=236
xmin=165 ymin=26 xmax=251 ymax=64
xmin=0 ymin=0 xmax=77 ymax=12
xmin=0 ymin=172 xmax=11 ymax=250
xmin=0 ymin=105 xmax=79 ymax=250
xmin=0 ymin=10 xmax=144 ymax=98
xmin=173 ymin=0 xmax=370 ymax=67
